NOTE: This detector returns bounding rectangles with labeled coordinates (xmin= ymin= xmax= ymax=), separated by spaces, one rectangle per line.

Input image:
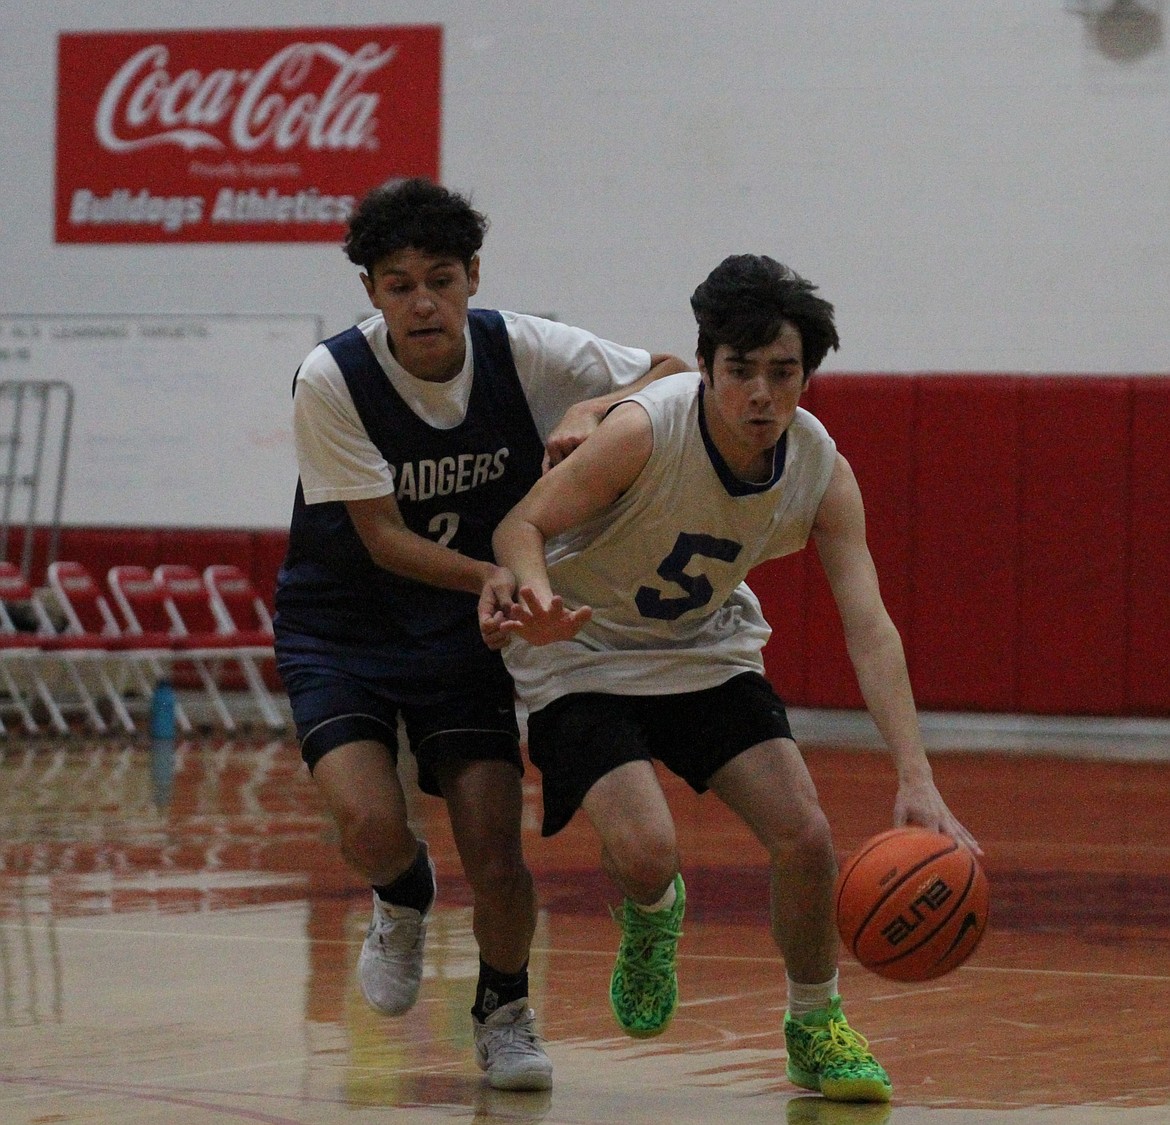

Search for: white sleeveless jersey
xmin=504 ymin=371 xmax=838 ymax=711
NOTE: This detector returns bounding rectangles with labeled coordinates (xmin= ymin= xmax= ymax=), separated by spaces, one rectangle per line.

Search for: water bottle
xmin=150 ymin=731 xmax=175 ymax=808
xmin=150 ymin=678 xmax=176 ymax=740
xmin=149 ymin=679 xmax=176 ymax=807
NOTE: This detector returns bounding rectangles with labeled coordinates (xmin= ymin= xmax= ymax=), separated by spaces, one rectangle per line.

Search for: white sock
xmin=786 ymin=972 xmax=837 ymax=1019
xmin=633 ymin=878 xmax=677 ymax=914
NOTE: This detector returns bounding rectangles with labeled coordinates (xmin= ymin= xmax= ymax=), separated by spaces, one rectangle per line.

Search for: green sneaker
xmin=784 ymin=997 xmax=892 ymax=1103
xmin=609 ymin=873 xmax=685 ymax=1037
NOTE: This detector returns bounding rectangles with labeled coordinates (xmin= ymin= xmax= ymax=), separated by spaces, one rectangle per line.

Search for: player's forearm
xmin=365 ymin=521 xmax=494 ymax=596
xmin=631 ymin=352 xmax=691 ymax=392
xmin=492 ymin=516 xmax=553 ymax=601
xmin=574 ymin=353 xmax=690 ymax=420
xmin=845 ymin=624 xmax=933 ymax=785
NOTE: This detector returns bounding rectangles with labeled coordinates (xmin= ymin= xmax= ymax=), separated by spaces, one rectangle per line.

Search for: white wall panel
xmin=0 ymin=3 xmax=1165 ymax=522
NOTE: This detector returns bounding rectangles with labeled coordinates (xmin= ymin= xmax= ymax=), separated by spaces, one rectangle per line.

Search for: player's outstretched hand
xmin=499 ymin=585 xmax=592 ymax=646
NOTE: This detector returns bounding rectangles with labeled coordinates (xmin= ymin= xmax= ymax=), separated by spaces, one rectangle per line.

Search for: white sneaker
xmin=473 ymin=996 xmax=553 ymax=1091
xmin=357 ymin=860 xmax=435 ymax=1016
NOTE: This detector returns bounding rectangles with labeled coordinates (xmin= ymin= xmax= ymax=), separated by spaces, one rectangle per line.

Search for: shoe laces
xmin=805 ymin=1016 xmax=876 ymax=1069
xmin=483 ymin=1009 xmax=545 ymax=1053
xmin=615 ymin=904 xmax=681 ymax=989
xmin=369 ymin=910 xmax=424 ymax=955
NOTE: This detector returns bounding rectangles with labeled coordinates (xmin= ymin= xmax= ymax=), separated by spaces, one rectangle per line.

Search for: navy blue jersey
xmin=274 ymin=309 xmax=544 ymax=693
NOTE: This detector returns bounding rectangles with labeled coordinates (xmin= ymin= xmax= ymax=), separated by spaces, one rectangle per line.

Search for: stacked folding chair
xmin=106 ymin=565 xmax=198 ymax=735
xmin=0 ymin=562 xmax=59 ymax=734
xmin=109 ymin=563 xmax=236 ymax=731
xmin=153 ymin=564 xmax=286 ymax=731
xmin=202 ymin=563 xmax=287 ymax=730
xmin=42 ymin=561 xmax=140 ymax=734
xmin=204 ymin=565 xmax=277 ymax=640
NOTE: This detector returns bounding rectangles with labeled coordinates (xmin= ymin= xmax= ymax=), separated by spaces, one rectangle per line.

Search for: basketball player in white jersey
xmin=480 ymin=254 xmax=979 ymax=1104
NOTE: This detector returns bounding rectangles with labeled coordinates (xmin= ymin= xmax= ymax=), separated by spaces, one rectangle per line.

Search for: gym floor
xmin=1 ymin=711 xmax=1168 ymax=1124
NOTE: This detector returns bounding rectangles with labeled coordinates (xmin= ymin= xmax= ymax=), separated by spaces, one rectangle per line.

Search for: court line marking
xmin=0 ymin=1074 xmax=309 ymax=1124
xmin=6 ymin=921 xmax=1169 ymax=984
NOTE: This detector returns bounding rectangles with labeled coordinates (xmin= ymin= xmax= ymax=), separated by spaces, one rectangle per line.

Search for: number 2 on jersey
xmin=428 ymin=512 xmax=459 ymax=547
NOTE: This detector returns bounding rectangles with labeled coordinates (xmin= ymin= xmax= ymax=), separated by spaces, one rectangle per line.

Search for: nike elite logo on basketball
xmin=939 ymin=912 xmax=981 ymax=961
xmin=879 ymin=877 xmax=953 ymax=946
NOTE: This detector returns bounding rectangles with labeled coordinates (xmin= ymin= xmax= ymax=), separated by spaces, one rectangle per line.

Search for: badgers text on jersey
xmin=390 ymin=448 xmax=509 ymax=503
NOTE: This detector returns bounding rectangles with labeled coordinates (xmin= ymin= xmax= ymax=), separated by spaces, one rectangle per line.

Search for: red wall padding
xmin=794 ymin=376 xmax=916 ymax=709
xmin=5 ymin=373 xmax=1168 ymax=717
xmin=753 ymin=553 xmax=807 ymax=706
xmin=1016 ymin=377 xmax=1130 ymax=714
xmin=909 ymin=377 xmax=1020 ymax=711
xmin=1128 ymin=379 xmax=1170 ymax=712
xmin=155 ymin=529 xmax=256 ymax=579
xmin=757 ymin=372 xmax=1166 ymax=717
xmin=57 ymin=527 xmax=161 ymax=588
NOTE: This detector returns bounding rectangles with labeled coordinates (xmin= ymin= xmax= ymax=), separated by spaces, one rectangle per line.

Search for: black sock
xmin=472 ymin=958 xmax=529 ymax=1022
xmin=372 ymin=841 xmax=434 ymax=914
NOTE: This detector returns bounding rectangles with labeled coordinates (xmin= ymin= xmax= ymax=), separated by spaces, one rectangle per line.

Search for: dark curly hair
xmin=690 ymin=255 xmax=839 ymax=380
xmin=343 ymin=178 xmax=489 ymax=273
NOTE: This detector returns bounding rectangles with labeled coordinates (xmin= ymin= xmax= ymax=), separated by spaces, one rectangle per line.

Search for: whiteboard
xmin=0 ymin=313 xmax=322 ymax=528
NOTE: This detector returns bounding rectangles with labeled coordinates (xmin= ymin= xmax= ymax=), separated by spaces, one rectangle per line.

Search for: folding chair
xmin=203 ymin=563 xmax=287 ymax=730
xmin=0 ymin=562 xmax=54 ymax=734
xmin=154 ymin=564 xmax=285 ymax=731
xmin=106 ymin=565 xmax=196 ymax=735
xmin=41 ymin=561 xmax=138 ymax=734
xmin=203 ymin=564 xmax=276 ymax=640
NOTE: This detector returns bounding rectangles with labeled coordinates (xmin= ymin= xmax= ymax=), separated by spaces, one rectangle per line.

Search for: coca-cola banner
xmin=55 ymin=25 xmax=442 ymax=243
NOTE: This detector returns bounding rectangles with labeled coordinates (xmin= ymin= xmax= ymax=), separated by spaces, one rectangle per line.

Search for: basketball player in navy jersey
xmin=481 ymin=255 xmax=979 ymax=1103
xmin=273 ymin=178 xmax=687 ymax=1090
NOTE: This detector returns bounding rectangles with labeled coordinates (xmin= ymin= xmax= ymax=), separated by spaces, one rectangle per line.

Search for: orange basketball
xmin=835 ymin=826 xmax=989 ymax=982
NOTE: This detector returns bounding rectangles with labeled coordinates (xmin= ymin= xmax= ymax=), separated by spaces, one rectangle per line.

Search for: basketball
xmin=835 ymin=826 xmax=989 ymax=982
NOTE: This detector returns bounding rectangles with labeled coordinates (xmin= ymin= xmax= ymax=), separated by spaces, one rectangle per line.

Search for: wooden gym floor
xmin=1 ymin=712 xmax=1168 ymax=1124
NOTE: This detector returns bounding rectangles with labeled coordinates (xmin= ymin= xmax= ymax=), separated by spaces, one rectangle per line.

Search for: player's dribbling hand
xmin=894 ymin=779 xmax=983 ymax=856
xmin=498 ymin=585 xmax=592 ymax=645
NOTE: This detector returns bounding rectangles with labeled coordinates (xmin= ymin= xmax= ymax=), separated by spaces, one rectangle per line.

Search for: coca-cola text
xmin=94 ymin=40 xmax=395 ymax=154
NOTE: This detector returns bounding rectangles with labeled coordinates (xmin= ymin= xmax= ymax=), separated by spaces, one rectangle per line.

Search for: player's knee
xmin=609 ymin=834 xmax=678 ymax=901
xmin=335 ymin=803 xmax=414 ymax=876
xmin=770 ymin=803 xmax=834 ymax=871
xmin=464 ymin=843 xmax=531 ymax=901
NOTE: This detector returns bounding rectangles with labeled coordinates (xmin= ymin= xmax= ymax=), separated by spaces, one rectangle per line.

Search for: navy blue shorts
xmin=525 ymin=671 xmax=793 ymax=836
xmin=276 ymin=642 xmax=521 ymax=797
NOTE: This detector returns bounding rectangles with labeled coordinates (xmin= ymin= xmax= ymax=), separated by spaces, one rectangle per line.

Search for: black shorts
xmin=277 ymin=644 xmax=521 ymax=797
xmin=525 ymin=671 xmax=793 ymax=836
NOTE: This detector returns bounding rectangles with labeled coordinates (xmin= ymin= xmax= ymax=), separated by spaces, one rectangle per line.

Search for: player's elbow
xmin=491 ymin=514 xmax=518 ymax=561
xmin=843 ymin=613 xmax=904 ymax=665
xmin=650 ymin=353 xmax=690 ymax=376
